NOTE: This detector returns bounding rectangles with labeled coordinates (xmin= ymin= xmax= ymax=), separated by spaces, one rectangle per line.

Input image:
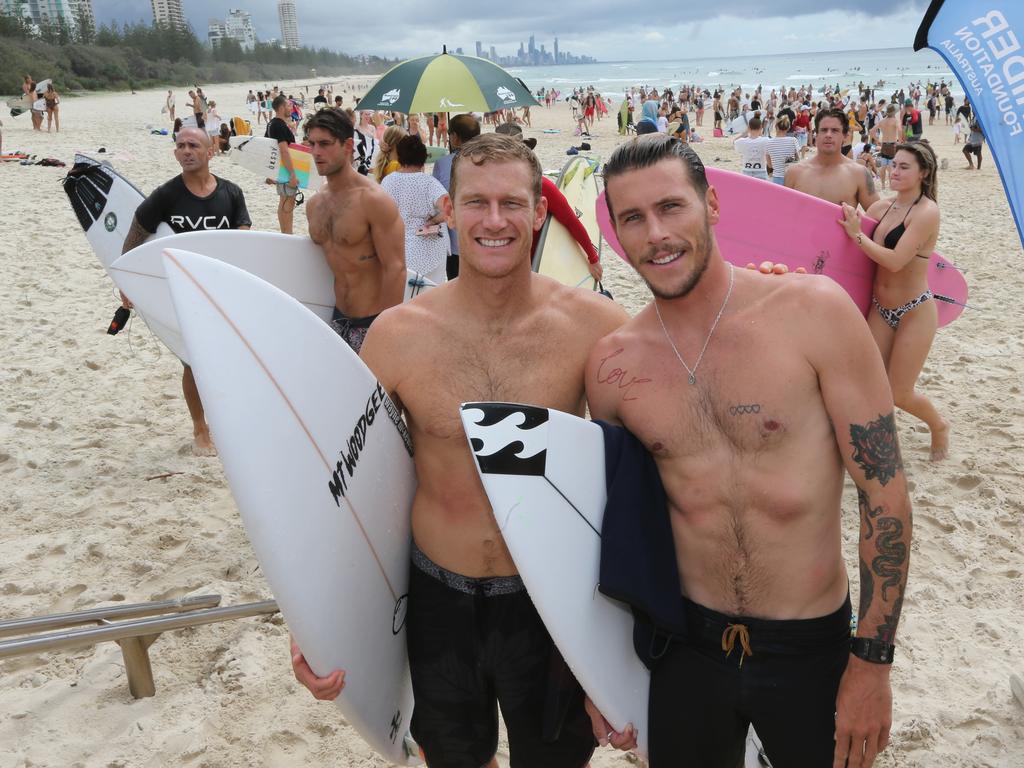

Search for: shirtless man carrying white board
xmin=292 ymin=133 xmax=633 ymax=767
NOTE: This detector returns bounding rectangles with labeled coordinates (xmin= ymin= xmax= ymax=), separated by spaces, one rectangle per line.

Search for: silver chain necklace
xmin=654 ymin=262 xmax=735 ymax=385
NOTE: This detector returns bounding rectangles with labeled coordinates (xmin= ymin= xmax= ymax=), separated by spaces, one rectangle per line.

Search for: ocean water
xmin=507 ymin=47 xmax=964 ymax=99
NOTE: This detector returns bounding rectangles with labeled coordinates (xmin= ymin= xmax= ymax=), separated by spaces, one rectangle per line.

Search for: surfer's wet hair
xmin=303 ymin=107 xmax=354 ymax=144
xmin=602 ymin=134 xmax=708 ymax=219
xmin=450 ymin=133 xmax=542 ymax=204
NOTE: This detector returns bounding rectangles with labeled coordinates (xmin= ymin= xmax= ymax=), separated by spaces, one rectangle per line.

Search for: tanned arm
xmin=121 ymin=215 xmax=154 ymax=256
xmin=366 ymin=188 xmax=408 ymax=311
xmin=859 ymin=167 xmax=881 ymax=209
xmin=806 ymin=279 xmax=912 ymax=768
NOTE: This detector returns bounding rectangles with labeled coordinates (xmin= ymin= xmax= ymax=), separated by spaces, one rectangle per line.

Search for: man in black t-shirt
xmin=119 ymin=127 xmax=251 ymax=455
xmin=313 ymin=88 xmax=328 ymax=109
xmin=266 ymin=94 xmax=299 ymax=234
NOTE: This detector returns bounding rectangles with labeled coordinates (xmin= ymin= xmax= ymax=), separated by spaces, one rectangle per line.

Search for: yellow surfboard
xmin=533 ymin=156 xmax=600 ymax=291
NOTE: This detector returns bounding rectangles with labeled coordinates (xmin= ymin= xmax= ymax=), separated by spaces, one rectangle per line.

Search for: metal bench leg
xmin=117 ymin=634 xmax=160 ymax=698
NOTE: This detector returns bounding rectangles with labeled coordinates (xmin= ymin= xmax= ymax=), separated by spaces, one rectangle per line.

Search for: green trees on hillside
xmin=0 ymin=12 xmax=393 ymax=93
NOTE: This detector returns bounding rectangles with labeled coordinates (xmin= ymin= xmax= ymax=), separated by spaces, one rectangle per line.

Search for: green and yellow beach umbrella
xmin=361 ymin=46 xmax=539 ymax=114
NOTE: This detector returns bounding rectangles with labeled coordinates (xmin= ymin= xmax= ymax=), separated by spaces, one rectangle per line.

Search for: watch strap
xmin=850 ymin=636 xmax=895 ymax=664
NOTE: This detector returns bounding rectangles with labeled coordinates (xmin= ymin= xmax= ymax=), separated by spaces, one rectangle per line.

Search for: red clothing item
xmin=531 ymin=175 xmax=600 ymax=264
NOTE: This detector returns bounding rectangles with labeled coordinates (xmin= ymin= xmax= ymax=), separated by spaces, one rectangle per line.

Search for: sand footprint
xmin=263 ymin=730 xmax=310 ymax=767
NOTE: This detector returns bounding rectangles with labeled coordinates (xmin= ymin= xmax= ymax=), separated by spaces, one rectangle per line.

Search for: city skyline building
xmin=150 ymin=0 xmax=184 ymax=29
xmin=68 ymin=0 xmax=92 ymax=32
xmin=1 ymin=0 xmax=80 ymax=28
xmin=277 ymin=0 xmax=299 ymax=48
xmin=225 ymin=8 xmax=255 ymax=50
xmin=207 ymin=17 xmax=225 ymax=47
xmin=470 ymin=34 xmax=595 ymax=67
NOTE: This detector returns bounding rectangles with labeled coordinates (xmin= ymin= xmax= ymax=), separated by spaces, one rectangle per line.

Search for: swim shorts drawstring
xmin=721 ymin=623 xmax=753 ymax=668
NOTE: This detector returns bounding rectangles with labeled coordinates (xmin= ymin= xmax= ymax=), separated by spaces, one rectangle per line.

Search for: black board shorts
xmin=406 ymin=543 xmax=596 ymax=768
xmin=648 ymin=594 xmax=852 ymax=768
xmin=330 ymin=307 xmax=378 ymax=353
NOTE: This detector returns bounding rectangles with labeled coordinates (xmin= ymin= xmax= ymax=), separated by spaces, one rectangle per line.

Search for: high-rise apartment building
xmin=225 ymin=8 xmax=255 ymax=50
xmin=151 ymin=0 xmax=185 ymax=29
xmin=208 ymin=18 xmax=226 ymax=47
xmin=277 ymin=0 xmax=299 ymax=48
xmin=2 ymin=0 xmax=79 ymax=28
xmin=68 ymin=0 xmax=93 ymax=32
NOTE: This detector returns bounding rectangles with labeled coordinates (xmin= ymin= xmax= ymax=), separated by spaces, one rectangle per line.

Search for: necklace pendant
xmin=688 ymin=373 xmax=697 ymax=385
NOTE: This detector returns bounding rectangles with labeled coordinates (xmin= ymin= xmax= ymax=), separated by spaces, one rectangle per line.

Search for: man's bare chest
xmin=399 ymin=336 xmax=587 ymax=441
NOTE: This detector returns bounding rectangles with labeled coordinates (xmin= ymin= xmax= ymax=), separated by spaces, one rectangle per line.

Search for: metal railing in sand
xmin=0 ymin=594 xmax=279 ymax=698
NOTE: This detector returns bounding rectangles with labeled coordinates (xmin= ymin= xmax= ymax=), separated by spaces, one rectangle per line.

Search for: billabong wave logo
xmin=379 ymin=88 xmax=401 ymax=106
xmin=461 ymin=404 xmax=548 ymax=476
xmin=496 ymin=86 xmax=517 ymax=104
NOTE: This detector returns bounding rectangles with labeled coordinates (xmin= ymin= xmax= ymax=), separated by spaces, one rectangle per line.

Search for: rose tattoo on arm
xmin=850 ymin=412 xmax=903 ymax=486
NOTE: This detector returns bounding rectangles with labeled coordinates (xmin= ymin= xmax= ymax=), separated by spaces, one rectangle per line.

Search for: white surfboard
xmin=228 ymin=135 xmax=322 ymax=190
xmin=461 ymin=402 xmax=769 ymax=765
xmin=727 ymin=110 xmax=757 ymax=135
xmin=459 ymin=402 xmax=650 ymax=755
xmin=61 ymin=154 xmax=184 ymax=357
xmin=110 ymin=230 xmax=435 ymax=366
xmin=532 ymin=156 xmax=599 ymax=291
xmin=164 ymin=249 xmax=420 ymax=765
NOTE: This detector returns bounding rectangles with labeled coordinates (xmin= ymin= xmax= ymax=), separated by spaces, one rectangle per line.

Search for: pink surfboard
xmin=596 ymin=167 xmax=968 ymax=327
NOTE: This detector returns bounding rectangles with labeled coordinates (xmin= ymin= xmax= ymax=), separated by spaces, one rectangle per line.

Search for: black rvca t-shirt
xmin=135 ymin=175 xmax=251 ymax=234
xmin=265 ymin=116 xmax=295 ymax=145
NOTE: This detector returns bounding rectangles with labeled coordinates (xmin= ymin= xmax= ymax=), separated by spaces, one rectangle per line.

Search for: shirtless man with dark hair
xmin=785 ymin=108 xmax=881 ymax=209
xmin=292 ymin=133 xmax=631 ymax=767
xmin=303 ymin=108 xmax=406 ymax=352
xmin=589 ymin=134 xmax=911 ymax=768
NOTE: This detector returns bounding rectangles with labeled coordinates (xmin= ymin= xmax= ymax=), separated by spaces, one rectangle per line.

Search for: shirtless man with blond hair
xmin=589 ymin=134 xmax=911 ymax=768
xmin=292 ymin=133 xmax=631 ymax=767
xmin=303 ymin=108 xmax=406 ymax=352
xmin=786 ymin=107 xmax=881 ymax=209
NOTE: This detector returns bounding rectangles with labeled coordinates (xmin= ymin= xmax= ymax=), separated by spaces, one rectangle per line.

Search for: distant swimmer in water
xmin=840 ymin=140 xmax=949 ymax=460
xmin=785 ymin=107 xmax=880 ymax=210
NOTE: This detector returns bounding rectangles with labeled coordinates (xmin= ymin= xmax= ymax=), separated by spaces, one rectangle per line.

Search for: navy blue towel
xmin=595 ymin=421 xmax=687 ymax=669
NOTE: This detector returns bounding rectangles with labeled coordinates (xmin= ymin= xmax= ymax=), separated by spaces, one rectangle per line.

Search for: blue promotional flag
xmin=916 ymin=0 xmax=1024 ymax=248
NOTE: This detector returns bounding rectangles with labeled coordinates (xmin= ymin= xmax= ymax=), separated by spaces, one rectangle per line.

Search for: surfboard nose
xmin=459 ymin=403 xmax=550 ymax=476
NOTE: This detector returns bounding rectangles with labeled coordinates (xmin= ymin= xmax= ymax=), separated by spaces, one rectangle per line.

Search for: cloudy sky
xmin=92 ymin=1 xmax=932 ymax=61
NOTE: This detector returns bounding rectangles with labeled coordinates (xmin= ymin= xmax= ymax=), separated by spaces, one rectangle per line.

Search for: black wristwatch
xmin=850 ymin=637 xmax=895 ymax=664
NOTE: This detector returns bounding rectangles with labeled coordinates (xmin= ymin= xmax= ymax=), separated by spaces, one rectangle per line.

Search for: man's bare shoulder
xmin=538 ymin=277 xmax=631 ymax=340
xmin=585 ymin=304 xmax=650 ymax=368
xmin=760 ymin=272 xmax=862 ymax=330
xmin=358 ymin=177 xmax=397 ymax=209
xmin=369 ymin=286 xmax=449 ymax=338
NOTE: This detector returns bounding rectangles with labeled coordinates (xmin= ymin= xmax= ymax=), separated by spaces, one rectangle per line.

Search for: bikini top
xmin=878 ymin=194 xmax=923 ymax=250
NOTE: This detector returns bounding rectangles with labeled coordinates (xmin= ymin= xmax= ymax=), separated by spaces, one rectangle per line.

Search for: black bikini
xmin=872 ymin=195 xmax=933 ymax=330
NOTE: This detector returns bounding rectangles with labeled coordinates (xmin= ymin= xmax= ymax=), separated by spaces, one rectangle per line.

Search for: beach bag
xmin=714 ymin=128 xmax=724 ymax=138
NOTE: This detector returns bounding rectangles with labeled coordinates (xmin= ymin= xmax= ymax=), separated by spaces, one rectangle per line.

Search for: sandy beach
xmin=1 ymin=75 xmax=1023 ymax=767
